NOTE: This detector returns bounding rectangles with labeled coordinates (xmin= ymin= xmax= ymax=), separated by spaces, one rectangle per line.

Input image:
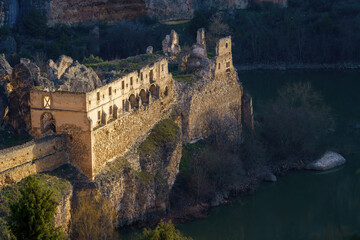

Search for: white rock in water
xmin=305 ymin=151 xmax=346 ymax=171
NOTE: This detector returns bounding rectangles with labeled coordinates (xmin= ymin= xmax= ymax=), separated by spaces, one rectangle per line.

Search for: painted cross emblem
xmin=44 ymin=96 xmax=51 ymax=109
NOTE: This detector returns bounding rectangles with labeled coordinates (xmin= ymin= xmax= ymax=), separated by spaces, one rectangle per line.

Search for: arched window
xmin=140 ymin=89 xmax=148 ymax=105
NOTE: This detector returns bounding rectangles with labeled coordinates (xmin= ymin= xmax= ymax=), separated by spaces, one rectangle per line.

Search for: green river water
xmin=123 ymin=71 xmax=360 ymax=240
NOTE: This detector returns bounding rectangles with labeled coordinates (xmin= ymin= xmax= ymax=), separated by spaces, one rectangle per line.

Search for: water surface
xmin=177 ymin=71 xmax=360 ymax=240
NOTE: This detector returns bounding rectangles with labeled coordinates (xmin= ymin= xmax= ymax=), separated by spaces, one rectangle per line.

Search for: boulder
xmin=196 ymin=28 xmax=206 ymax=46
xmin=57 ymin=61 xmax=102 ymax=92
xmin=305 ymin=151 xmax=346 ymax=171
xmin=162 ymin=30 xmax=181 ymax=57
xmin=47 ymin=55 xmax=74 ymax=80
xmin=0 ymin=54 xmax=12 ymax=79
xmin=0 ymin=54 xmax=12 ymax=94
xmin=0 ymin=84 xmax=7 ymax=126
xmin=146 ymin=46 xmax=153 ymax=54
xmin=262 ymin=172 xmax=277 ymax=182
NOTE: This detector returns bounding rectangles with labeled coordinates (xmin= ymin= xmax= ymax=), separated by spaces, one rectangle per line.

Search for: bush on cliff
xmin=136 ymin=219 xmax=192 ymax=240
xmin=71 ymin=190 xmax=117 ymax=240
xmin=7 ymin=176 xmax=67 ymax=240
xmin=139 ymin=119 xmax=180 ymax=162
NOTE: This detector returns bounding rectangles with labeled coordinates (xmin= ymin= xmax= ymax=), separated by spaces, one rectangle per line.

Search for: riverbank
xmin=236 ymin=63 xmax=360 ymax=71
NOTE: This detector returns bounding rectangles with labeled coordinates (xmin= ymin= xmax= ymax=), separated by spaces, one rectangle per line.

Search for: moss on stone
xmin=138 ymin=119 xmax=180 ymax=158
xmin=173 ymin=73 xmax=196 ymax=84
xmin=85 ymin=53 xmax=163 ymax=78
xmin=137 ymin=172 xmax=154 ymax=186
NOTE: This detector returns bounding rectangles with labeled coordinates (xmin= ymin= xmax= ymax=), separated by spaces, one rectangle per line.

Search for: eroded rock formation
xmin=162 ymin=30 xmax=181 ymax=58
xmin=0 ymin=0 xmax=288 ymax=26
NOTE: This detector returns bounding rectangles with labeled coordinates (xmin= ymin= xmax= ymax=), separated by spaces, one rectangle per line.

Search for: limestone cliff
xmin=0 ymin=0 xmax=249 ymax=26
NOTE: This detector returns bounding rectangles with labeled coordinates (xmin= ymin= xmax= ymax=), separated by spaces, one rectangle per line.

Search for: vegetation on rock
xmin=0 ymin=175 xmax=71 ymax=240
xmin=7 ymin=176 xmax=68 ymax=240
xmin=136 ymin=219 xmax=192 ymax=240
xmin=139 ymin=119 xmax=180 ymax=160
xmin=71 ymin=190 xmax=117 ymax=240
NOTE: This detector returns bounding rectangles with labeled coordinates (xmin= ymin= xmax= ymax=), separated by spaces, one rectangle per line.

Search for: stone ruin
xmin=178 ymin=28 xmax=209 ymax=72
xmin=162 ymin=30 xmax=181 ymax=57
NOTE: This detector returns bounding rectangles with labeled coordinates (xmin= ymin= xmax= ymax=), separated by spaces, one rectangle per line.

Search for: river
xmin=177 ymin=70 xmax=360 ymax=240
xmin=121 ymin=70 xmax=360 ymax=240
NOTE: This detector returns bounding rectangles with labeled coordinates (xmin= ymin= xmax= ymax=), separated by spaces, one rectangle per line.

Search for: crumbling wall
xmin=0 ymin=135 xmax=68 ymax=188
xmin=91 ymin=84 xmax=175 ymax=177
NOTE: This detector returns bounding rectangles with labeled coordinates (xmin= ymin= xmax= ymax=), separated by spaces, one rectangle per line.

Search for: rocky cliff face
xmin=0 ymin=0 xmax=250 ymax=26
xmin=146 ymin=0 xmax=249 ymax=21
xmin=94 ymin=118 xmax=182 ymax=226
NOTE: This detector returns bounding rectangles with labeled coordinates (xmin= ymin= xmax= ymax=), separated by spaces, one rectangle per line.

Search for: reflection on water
xmin=177 ymin=71 xmax=360 ymax=240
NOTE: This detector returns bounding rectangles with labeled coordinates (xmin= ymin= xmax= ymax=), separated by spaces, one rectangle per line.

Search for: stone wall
xmin=0 ymin=135 xmax=68 ymax=188
xmin=177 ymin=36 xmax=243 ymax=142
xmin=91 ymin=82 xmax=175 ymax=177
xmin=94 ymin=118 xmax=182 ymax=226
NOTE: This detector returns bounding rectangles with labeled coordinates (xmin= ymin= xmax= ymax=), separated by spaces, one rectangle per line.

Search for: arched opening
xmin=149 ymin=84 xmax=159 ymax=99
xmin=139 ymin=89 xmax=148 ymax=105
xmin=164 ymin=86 xmax=169 ymax=97
xmin=129 ymin=94 xmax=138 ymax=109
xmin=41 ymin=112 xmax=56 ymax=135
xmin=124 ymin=100 xmax=129 ymax=112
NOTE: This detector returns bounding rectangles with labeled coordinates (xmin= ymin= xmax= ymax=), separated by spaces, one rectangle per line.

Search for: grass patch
xmin=173 ymin=73 xmax=196 ymax=84
xmin=138 ymin=119 xmax=180 ymax=157
xmin=107 ymin=118 xmax=116 ymax=124
xmin=85 ymin=53 xmax=163 ymax=78
xmin=137 ymin=172 xmax=154 ymax=185
xmin=93 ymin=124 xmax=105 ymax=131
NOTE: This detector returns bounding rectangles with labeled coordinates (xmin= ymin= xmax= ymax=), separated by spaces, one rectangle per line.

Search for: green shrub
xmin=83 ymin=54 xmax=104 ymax=64
xmin=8 ymin=176 xmax=67 ymax=240
xmin=136 ymin=219 xmax=192 ymax=240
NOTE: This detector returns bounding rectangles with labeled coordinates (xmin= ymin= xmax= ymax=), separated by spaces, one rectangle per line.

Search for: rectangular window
xmin=109 ymin=87 xmax=112 ymax=96
xmin=44 ymin=96 xmax=51 ymax=109
xmin=130 ymin=77 xmax=133 ymax=85
xmin=162 ymin=64 xmax=164 ymax=72
xmin=218 ymin=63 xmax=221 ymax=70
xmin=226 ymin=62 xmax=230 ymax=68
xmin=97 ymin=92 xmax=100 ymax=101
xmin=88 ymin=100 xmax=91 ymax=105
xmin=109 ymin=106 xmax=113 ymax=116
xmin=141 ymin=72 xmax=143 ymax=81
xmin=150 ymin=70 xmax=153 ymax=82
xmin=122 ymin=81 xmax=124 ymax=90
xmin=97 ymin=111 xmax=101 ymax=120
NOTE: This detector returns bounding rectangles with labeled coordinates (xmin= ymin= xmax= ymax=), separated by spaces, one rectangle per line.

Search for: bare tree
xmin=72 ymin=190 xmax=117 ymax=240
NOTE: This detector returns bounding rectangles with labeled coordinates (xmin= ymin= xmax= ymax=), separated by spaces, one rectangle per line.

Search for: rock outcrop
xmin=305 ymin=151 xmax=346 ymax=171
xmin=7 ymin=58 xmax=54 ymax=132
xmin=162 ymin=30 xmax=181 ymax=58
xmin=47 ymin=56 xmax=102 ymax=92
xmin=0 ymin=0 xmax=289 ymax=26
xmin=94 ymin=119 xmax=182 ymax=225
xmin=47 ymin=55 xmax=74 ymax=81
xmin=56 ymin=61 xmax=102 ymax=92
